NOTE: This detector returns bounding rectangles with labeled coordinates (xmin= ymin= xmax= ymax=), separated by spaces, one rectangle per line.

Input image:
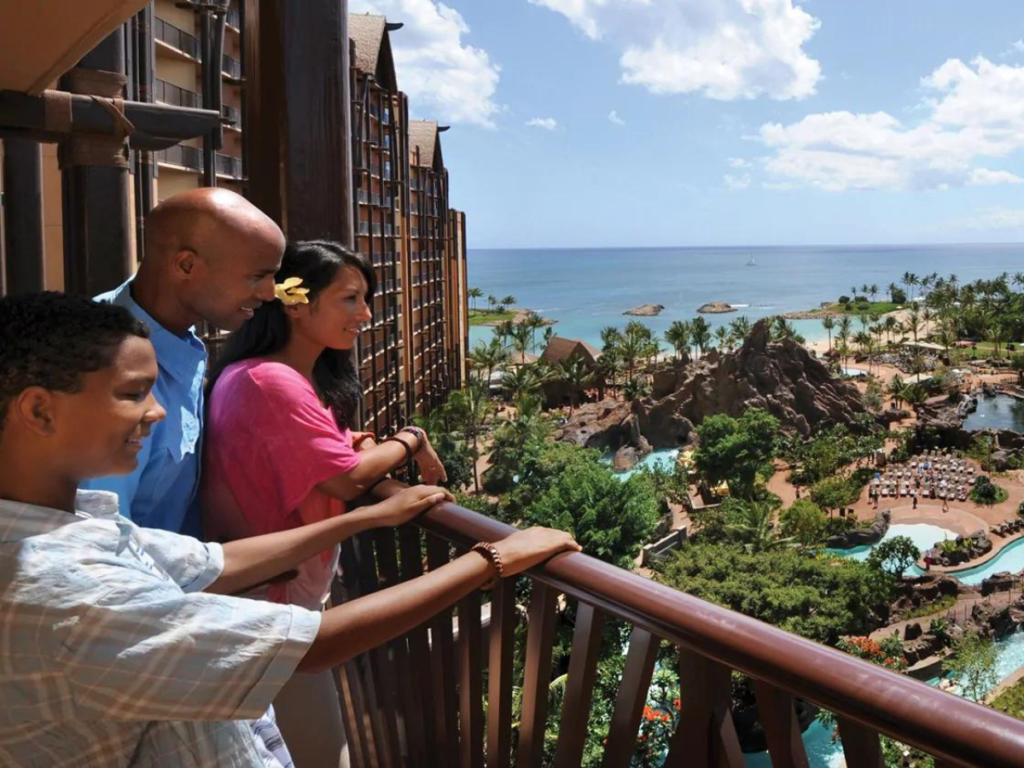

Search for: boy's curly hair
xmin=0 ymin=292 xmax=150 ymax=430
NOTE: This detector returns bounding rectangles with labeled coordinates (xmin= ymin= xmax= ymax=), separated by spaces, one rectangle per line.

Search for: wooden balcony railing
xmin=330 ymin=501 xmax=1024 ymax=768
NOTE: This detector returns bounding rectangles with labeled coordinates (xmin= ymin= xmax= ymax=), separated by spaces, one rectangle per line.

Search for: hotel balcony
xmin=153 ymin=17 xmax=243 ymax=80
xmin=155 ymin=144 xmax=243 ymax=180
xmin=329 ymin=502 xmax=1024 ymax=768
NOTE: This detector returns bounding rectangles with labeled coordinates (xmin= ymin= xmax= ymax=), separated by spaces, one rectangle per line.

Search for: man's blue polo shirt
xmin=80 ymin=280 xmax=207 ymax=535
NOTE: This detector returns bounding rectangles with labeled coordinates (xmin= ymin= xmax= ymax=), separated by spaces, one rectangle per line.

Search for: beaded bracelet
xmin=399 ymin=425 xmax=426 ymax=453
xmin=470 ymin=542 xmax=504 ymax=589
xmin=382 ymin=435 xmax=414 ymax=464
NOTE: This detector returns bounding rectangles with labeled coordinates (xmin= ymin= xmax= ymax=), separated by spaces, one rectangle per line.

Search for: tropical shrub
xmin=970 ymin=475 xmax=1008 ymax=506
xmin=867 ymin=535 xmax=921 ymax=578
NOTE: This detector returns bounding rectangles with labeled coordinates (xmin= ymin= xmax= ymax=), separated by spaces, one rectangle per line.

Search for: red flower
xmin=673 ymin=698 xmax=682 ymax=710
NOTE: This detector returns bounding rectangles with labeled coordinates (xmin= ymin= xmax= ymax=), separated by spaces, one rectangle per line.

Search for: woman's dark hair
xmin=208 ymin=240 xmax=375 ymax=428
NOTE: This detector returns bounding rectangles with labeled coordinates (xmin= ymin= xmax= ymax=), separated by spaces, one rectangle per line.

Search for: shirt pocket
xmin=139 ymin=407 xmax=202 ymax=508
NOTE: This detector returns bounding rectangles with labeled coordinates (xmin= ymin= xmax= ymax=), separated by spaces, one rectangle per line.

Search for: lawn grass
xmin=900 ymin=594 xmax=957 ymax=620
xmin=820 ymin=301 xmax=904 ymax=318
xmin=468 ymin=308 xmax=515 ymax=326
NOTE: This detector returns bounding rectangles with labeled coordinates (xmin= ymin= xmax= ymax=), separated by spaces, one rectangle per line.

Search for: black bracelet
xmin=367 ymin=475 xmax=388 ymax=494
xmin=382 ymin=435 xmax=414 ymax=464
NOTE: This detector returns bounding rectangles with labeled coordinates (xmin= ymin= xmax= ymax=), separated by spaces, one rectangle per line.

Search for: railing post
xmin=553 ymin=603 xmax=605 ymax=768
xmin=516 ymin=585 xmax=558 ymax=768
xmin=753 ymin=680 xmax=810 ymax=768
xmin=666 ymin=648 xmax=744 ymax=767
xmin=601 ymin=627 xmax=658 ymax=768
xmin=487 ymin=579 xmax=518 ymax=768
xmin=837 ymin=716 xmax=884 ymax=768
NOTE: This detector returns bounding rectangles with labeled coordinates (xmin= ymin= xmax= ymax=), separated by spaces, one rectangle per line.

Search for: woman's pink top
xmin=203 ymin=359 xmax=361 ymax=609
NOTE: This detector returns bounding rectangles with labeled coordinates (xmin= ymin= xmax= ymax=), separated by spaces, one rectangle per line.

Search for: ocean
xmin=466 ymin=244 xmax=1024 ymax=350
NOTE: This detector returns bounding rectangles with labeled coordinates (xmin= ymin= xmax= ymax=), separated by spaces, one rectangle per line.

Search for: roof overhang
xmin=0 ymin=1 xmax=149 ymax=95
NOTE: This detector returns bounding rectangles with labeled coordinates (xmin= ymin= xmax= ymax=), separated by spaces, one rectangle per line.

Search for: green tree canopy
xmin=809 ymin=475 xmax=862 ymax=514
xmin=780 ymin=499 xmax=828 ymax=547
xmin=694 ymin=408 xmax=780 ymax=499
xmin=507 ymin=440 xmax=660 ymax=569
xmin=867 ymin=535 xmax=921 ymax=578
xmin=656 ymin=544 xmax=893 ymax=644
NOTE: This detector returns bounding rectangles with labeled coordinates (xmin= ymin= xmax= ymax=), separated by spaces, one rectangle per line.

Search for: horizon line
xmin=468 ymin=241 xmax=1024 ymax=252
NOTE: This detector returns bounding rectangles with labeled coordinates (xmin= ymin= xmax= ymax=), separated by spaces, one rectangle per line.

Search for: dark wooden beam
xmin=247 ymin=0 xmax=353 ymax=243
xmin=59 ymin=28 xmax=132 ymax=296
xmin=1 ymin=138 xmax=45 ymax=295
xmin=0 ymin=91 xmax=221 ymax=149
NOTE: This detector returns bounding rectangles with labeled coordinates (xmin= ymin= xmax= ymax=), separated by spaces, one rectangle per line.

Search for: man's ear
xmin=170 ymin=248 xmax=199 ymax=280
xmin=13 ymin=388 xmax=57 ymax=436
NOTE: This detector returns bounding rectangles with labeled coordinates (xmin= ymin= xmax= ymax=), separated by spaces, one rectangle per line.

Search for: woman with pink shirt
xmin=202 ymin=239 xmax=450 ymax=767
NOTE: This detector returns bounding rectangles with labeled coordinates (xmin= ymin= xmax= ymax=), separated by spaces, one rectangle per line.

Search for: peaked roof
xmin=541 ymin=337 xmax=601 ymax=365
xmin=409 ymin=120 xmax=441 ymax=169
xmin=349 ymin=13 xmax=399 ymax=91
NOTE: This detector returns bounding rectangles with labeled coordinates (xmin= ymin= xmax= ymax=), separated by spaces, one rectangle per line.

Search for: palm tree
xmin=729 ymin=316 xmax=752 ymax=346
xmin=600 ymin=325 xmax=622 ymax=351
xmin=446 ymin=382 xmax=493 ymax=493
xmin=906 ymin=306 xmax=921 ymax=343
xmin=883 ymin=315 xmax=899 ymax=346
xmin=510 ymin=321 xmax=533 ymax=364
xmin=821 ymin=315 xmax=835 ymax=354
xmin=500 ymin=295 xmax=517 ymax=313
xmin=618 ymin=332 xmax=646 ymax=379
xmin=523 ymin=311 xmax=545 ymax=353
xmin=622 ymin=376 xmax=651 ymax=402
xmin=487 ymin=294 xmax=498 ymax=313
xmin=726 ymin=501 xmax=796 ymax=554
xmin=690 ymin=316 xmax=712 ymax=358
xmin=501 ymin=364 xmax=543 ymax=403
xmin=664 ymin=320 xmax=691 ymax=361
xmin=837 ymin=315 xmax=853 ymax=347
xmin=869 ymin=284 xmax=879 ymax=303
xmin=559 ymin=355 xmax=593 ymax=415
xmin=887 ymin=375 xmax=908 ymax=409
xmin=468 ymin=338 xmax=510 ymax=388
xmin=714 ymin=325 xmax=730 ymax=351
xmin=467 ymin=286 xmax=483 ymax=312
xmin=493 ymin=318 xmax=515 ymax=347
xmin=888 ymin=282 xmax=900 ymax=303
xmin=592 ymin=350 xmax=622 ymax=399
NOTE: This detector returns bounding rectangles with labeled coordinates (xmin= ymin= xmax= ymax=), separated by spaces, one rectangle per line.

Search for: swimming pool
xmin=947 ymin=536 xmax=1024 ymax=586
xmin=610 ymin=448 xmax=680 ymax=481
xmin=832 ymin=523 xmax=958 ymax=576
xmin=841 ymin=366 xmax=866 ymax=377
xmin=963 ymin=393 xmax=1024 ymax=432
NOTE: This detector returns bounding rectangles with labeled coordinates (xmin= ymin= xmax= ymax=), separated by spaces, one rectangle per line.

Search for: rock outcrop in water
xmin=556 ymin=319 xmax=870 ymax=450
xmin=826 ymin=510 xmax=891 ymax=549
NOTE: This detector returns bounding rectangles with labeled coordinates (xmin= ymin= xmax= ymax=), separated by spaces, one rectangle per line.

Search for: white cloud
xmin=757 ymin=56 xmax=1024 ymax=191
xmin=1001 ymin=39 xmax=1024 ymax=57
xmin=724 ymin=173 xmax=751 ymax=190
xmin=526 ymin=117 xmax=559 ymax=130
xmin=530 ymin=0 xmax=822 ymax=101
xmin=965 ymin=206 xmax=1024 ymax=230
xmin=608 ymin=110 xmax=626 ymax=126
xmin=727 ymin=157 xmax=751 ymax=169
xmin=350 ymin=0 xmax=501 ymax=128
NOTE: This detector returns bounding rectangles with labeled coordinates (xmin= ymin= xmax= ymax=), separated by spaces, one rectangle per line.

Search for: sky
xmin=349 ymin=1 xmax=1024 ymax=249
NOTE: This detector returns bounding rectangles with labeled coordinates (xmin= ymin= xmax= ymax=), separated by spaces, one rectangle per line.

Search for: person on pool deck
xmin=0 ymin=291 xmax=580 ymax=767
xmin=81 ymin=188 xmax=287 ymax=536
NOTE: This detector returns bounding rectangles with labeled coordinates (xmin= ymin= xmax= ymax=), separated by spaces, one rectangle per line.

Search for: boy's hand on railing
xmin=493 ymin=527 xmax=582 ymax=576
xmin=368 ymin=485 xmax=453 ymax=527
xmin=414 ymin=434 xmax=448 ymax=485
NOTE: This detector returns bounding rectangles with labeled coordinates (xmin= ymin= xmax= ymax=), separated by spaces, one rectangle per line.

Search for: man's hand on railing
xmin=366 ymin=485 xmax=453 ymax=527
xmin=492 ymin=527 xmax=582 ymax=577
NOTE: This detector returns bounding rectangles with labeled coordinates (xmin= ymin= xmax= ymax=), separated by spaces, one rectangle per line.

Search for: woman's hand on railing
xmin=413 ymin=434 xmax=448 ymax=485
xmin=492 ymin=527 xmax=582 ymax=576
xmin=367 ymin=485 xmax=453 ymax=527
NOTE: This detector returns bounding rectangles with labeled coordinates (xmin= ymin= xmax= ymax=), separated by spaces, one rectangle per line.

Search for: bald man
xmin=81 ymin=188 xmax=285 ymax=534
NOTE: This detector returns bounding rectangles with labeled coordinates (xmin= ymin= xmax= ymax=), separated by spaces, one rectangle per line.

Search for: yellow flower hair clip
xmin=274 ymin=277 xmax=310 ymax=306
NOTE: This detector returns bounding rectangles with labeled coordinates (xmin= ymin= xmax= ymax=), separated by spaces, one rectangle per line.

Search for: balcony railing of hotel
xmin=154 ymin=17 xmax=201 ymax=59
xmin=222 ymin=53 xmax=243 ymax=80
xmin=327 ymin=501 xmax=1024 ymax=768
xmin=155 ymin=145 xmax=243 ymax=180
xmin=221 ymin=103 xmax=241 ymax=127
xmin=153 ymin=17 xmax=242 ymax=78
xmin=154 ymin=78 xmax=201 ymax=109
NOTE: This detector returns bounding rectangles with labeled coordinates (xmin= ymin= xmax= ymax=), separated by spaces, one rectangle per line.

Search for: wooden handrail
xmin=412 ymin=501 xmax=1024 ymax=768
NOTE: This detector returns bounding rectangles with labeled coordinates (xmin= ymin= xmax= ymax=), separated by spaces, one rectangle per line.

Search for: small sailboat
xmin=746 ymin=253 xmax=756 ymax=267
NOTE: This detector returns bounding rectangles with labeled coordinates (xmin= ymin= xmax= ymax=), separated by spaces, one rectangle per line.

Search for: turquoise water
xmin=834 ymin=524 xmax=956 ymax=577
xmin=468 ymin=244 xmax=1024 ymax=351
xmin=610 ymin=448 xmax=680 ymax=481
xmin=947 ymin=537 xmax=1024 ymax=586
xmin=841 ymin=367 xmax=866 ymax=377
xmin=963 ymin=394 xmax=1024 ymax=433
